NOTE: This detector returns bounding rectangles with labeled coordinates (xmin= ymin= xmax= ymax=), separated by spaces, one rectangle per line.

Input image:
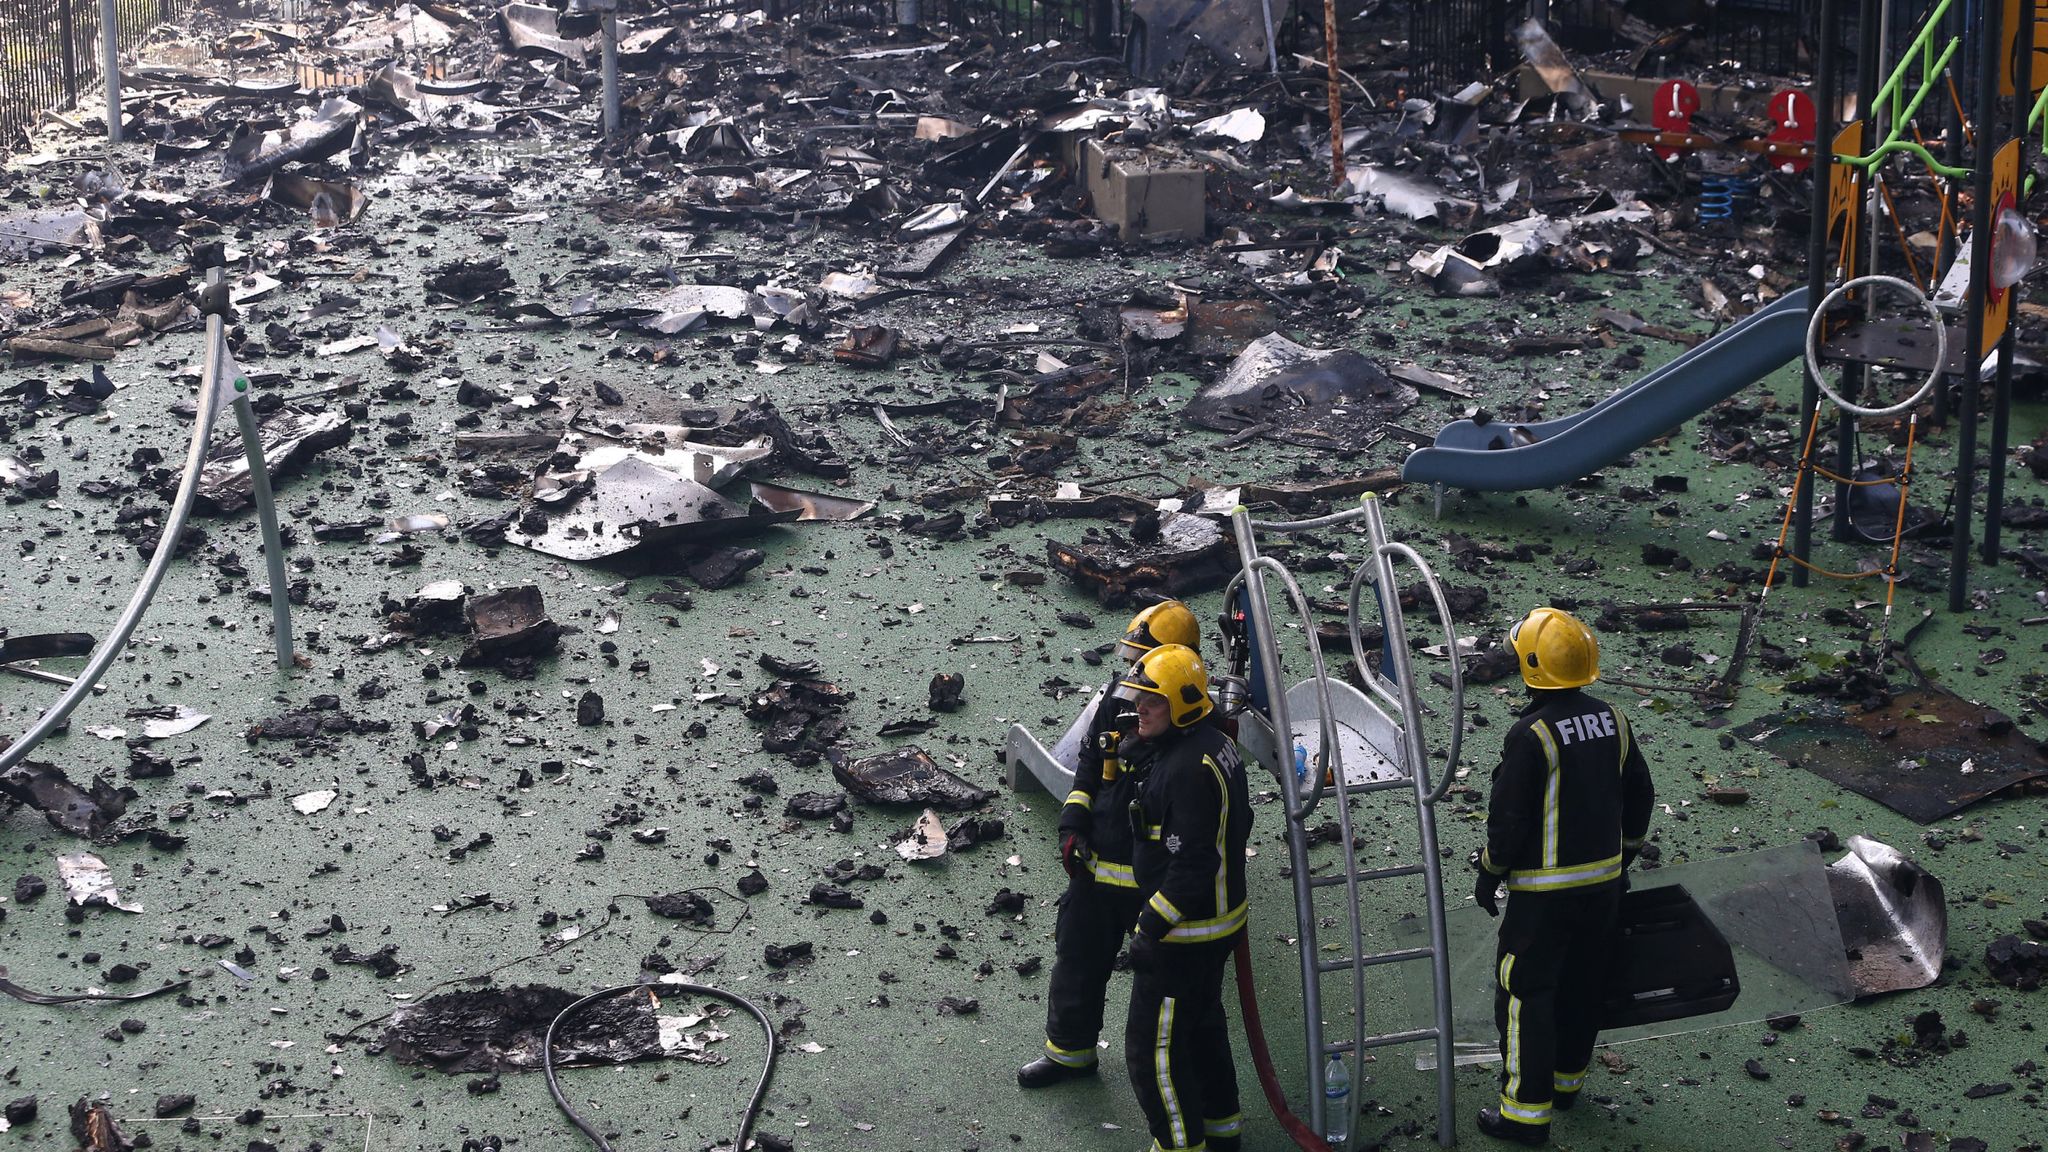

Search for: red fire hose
xmin=1234 ymin=933 xmax=1334 ymax=1152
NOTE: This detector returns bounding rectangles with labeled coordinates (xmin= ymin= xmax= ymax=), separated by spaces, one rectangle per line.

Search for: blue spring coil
xmin=1698 ymin=175 xmax=1756 ymax=221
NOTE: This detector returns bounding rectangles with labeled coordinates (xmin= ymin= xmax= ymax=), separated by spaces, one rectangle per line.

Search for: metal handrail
xmin=0 ymin=269 xmax=230 ymax=775
xmin=1231 ymin=502 xmax=1369 ymax=823
xmin=1358 ymin=495 xmax=1458 ymax=1135
xmin=1 ymin=261 xmax=294 ymax=775
xmin=1345 ymin=542 xmax=1466 ymax=803
xmin=1372 ymin=540 xmax=1464 ymax=804
xmin=1228 ymin=494 xmax=1458 ymax=1145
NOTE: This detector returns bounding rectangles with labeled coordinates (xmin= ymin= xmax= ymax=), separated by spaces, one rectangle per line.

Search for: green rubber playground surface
xmin=3 ymin=80 xmax=2048 ymax=1152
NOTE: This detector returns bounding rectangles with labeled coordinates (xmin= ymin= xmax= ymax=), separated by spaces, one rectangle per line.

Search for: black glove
xmin=1127 ymin=932 xmax=1161 ymax=973
xmin=1620 ymin=846 xmax=1639 ymax=893
xmin=1060 ymin=831 xmax=1091 ymax=880
xmin=1470 ymin=851 xmax=1501 ymax=918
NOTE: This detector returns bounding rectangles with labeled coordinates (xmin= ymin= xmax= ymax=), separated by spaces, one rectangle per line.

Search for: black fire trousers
xmin=1492 ymin=883 xmax=1622 ymax=1130
xmin=1125 ymin=937 xmax=1242 ymax=1151
xmin=1042 ymin=873 xmax=1143 ymax=1065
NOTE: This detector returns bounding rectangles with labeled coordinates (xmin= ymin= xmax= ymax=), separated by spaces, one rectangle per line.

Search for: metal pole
xmin=600 ymin=11 xmax=620 ymax=138
xmin=1834 ymin=0 xmax=1888 ymax=542
xmin=1363 ymin=497 xmax=1458 ymax=1147
xmin=59 ymin=0 xmax=80 ymax=111
xmin=100 ymin=0 xmax=120 ymax=144
xmin=229 ymin=379 xmax=295 ymax=671
xmin=1259 ymin=0 xmax=1279 ymax=73
xmin=1325 ymin=0 xmax=1344 ymax=189
xmin=1230 ymin=509 xmax=1326 ymax=1137
xmin=0 ymin=262 xmax=232 ymax=775
xmin=1951 ymin=0 xmax=2001 ymax=611
xmin=1935 ymin=0 xmax=1967 ymax=426
xmin=1796 ymin=0 xmax=1843 ymax=587
xmin=1985 ymin=0 xmax=2031 ymax=567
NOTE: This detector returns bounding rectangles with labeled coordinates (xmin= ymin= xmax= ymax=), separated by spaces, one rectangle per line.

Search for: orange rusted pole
xmin=1325 ymin=0 xmax=1343 ymax=189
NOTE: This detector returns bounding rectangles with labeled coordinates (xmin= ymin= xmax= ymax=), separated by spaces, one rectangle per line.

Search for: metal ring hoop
xmin=1803 ymin=274 xmax=1947 ymax=418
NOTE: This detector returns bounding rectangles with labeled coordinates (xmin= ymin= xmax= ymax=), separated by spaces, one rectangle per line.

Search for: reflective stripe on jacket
xmin=1482 ymin=689 xmax=1653 ymax=894
xmin=1129 ymin=722 xmax=1251 ymax=945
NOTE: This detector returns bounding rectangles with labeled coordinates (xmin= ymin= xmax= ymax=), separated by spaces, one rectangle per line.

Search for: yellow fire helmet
xmin=1113 ymin=642 xmax=1214 ymax=728
xmin=1116 ymin=600 xmax=1200 ymax=662
xmin=1508 ymin=606 xmax=1600 ymax=690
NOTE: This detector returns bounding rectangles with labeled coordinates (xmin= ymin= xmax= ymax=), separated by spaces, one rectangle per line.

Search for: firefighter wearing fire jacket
xmin=1120 ymin=643 xmax=1251 ymax=1152
xmin=1019 ymin=602 xmax=1204 ymax=1089
xmin=1472 ymin=607 xmax=1654 ymax=1147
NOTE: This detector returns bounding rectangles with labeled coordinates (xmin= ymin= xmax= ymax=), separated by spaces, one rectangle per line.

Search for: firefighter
xmin=1119 ymin=643 xmax=1250 ymax=1152
xmin=1471 ymin=607 xmax=1654 ymax=1147
xmin=1018 ymin=601 xmax=1203 ymax=1089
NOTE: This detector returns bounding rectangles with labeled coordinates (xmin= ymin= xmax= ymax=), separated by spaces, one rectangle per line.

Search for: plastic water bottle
xmin=1293 ymin=743 xmax=1309 ymax=785
xmin=1323 ymin=1053 xmax=1350 ymax=1147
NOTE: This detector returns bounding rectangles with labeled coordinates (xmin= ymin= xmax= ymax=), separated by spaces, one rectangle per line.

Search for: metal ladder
xmin=1218 ymin=494 xmax=1461 ymax=1148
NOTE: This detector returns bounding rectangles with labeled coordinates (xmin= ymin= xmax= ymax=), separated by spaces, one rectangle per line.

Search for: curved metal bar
xmin=1805 ymin=274 xmax=1944 ymax=417
xmin=1345 ymin=563 xmax=1407 ymax=716
xmin=1246 ymin=501 xmax=1372 ymax=534
xmin=0 ymin=271 xmax=232 ymax=774
xmin=1248 ymin=555 xmax=1344 ymax=822
xmin=1359 ymin=496 xmax=1459 ymax=1136
xmin=1228 ymin=507 xmax=1331 ymax=1137
xmin=1376 ymin=540 xmax=1465 ymax=804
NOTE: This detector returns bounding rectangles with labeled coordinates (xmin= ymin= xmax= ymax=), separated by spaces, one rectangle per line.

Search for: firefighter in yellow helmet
xmin=1472 ymin=607 xmax=1654 ymax=1146
xmin=1020 ymin=601 xmax=1201 ymax=1090
xmin=1117 ymin=643 xmax=1250 ymax=1152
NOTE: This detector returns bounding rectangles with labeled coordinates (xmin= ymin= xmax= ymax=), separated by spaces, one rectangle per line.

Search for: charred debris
xmin=1 ymin=0 xmax=2048 ymax=1148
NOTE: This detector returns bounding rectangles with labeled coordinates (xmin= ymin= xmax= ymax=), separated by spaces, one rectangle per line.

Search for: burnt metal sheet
xmin=1186 ymin=332 xmax=1417 ymax=448
xmin=1825 ymin=835 xmax=1947 ymax=996
xmin=882 ymin=227 xmax=968 ymax=279
xmin=221 ymin=97 xmax=364 ymax=185
xmin=0 ymin=632 xmax=95 ymax=663
xmin=459 ymin=585 xmax=561 ymax=665
xmin=265 ymin=172 xmax=367 ymax=225
xmin=0 ymin=209 xmax=100 ymax=259
xmin=362 ymin=65 xmax=504 ymax=133
xmin=1737 ymin=687 xmax=2047 ymax=823
xmin=831 ymin=746 xmax=993 ymax=810
xmin=748 ymin=482 xmax=874 ymax=522
xmin=0 ymin=761 xmax=133 ymax=839
xmin=1047 ymin=510 xmax=1236 ymax=605
xmin=510 ymin=455 xmax=764 ymax=560
xmin=500 ymin=2 xmax=597 ymax=63
xmin=196 ymin=408 xmax=355 ymax=515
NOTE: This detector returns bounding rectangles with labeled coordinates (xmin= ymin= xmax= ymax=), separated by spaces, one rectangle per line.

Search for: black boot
xmin=1017 ymin=1054 xmax=1097 ymax=1088
xmin=1476 ymin=1107 xmax=1549 ymax=1147
xmin=1550 ymin=1090 xmax=1577 ymax=1111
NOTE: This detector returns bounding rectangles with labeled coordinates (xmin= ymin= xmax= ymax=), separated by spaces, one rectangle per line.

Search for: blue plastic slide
xmin=1400 ymin=287 xmax=1810 ymax=492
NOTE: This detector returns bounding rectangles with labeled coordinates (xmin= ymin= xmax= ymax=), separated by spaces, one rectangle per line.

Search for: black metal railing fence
xmin=1408 ymin=0 xmax=1512 ymax=96
xmin=1 ymin=0 xmax=194 ymax=150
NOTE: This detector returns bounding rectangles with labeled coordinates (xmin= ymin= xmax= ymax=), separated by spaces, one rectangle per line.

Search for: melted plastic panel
xmin=1397 ymin=840 xmax=1856 ymax=1067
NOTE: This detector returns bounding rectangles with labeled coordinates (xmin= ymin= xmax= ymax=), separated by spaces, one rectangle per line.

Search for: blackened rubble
xmin=831 ymin=746 xmax=993 ymax=809
xmin=0 ymin=761 xmax=133 ymax=839
xmin=4 ymin=0 xmax=2048 ymax=1148
xmin=382 ymin=984 xmax=670 ymax=1072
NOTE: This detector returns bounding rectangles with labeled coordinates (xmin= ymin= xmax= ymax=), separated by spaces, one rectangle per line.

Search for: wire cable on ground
xmin=0 ymin=967 xmax=188 ymax=1006
xmin=544 ymin=980 xmax=778 ymax=1152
